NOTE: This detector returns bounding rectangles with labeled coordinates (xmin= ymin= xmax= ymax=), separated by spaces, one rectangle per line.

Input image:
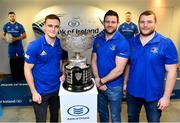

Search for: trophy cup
xmin=60 ymin=33 xmax=94 ymax=92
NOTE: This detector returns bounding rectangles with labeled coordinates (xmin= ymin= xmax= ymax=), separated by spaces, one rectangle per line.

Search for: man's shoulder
xmin=94 ymin=32 xmax=104 ymax=41
xmin=120 ymin=22 xmax=126 ymax=25
xmin=28 ymin=36 xmax=44 ymax=48
xmin=155 ymin=32 xmax=172 ymax=43
xmin=15 ymin=22 xmax=24 ymax=27
xmin=119 ymin=22 xmax=126 ymax=27
xmin=116 ymin=32 xmax=129 ymax=44
xmin=3 ymin=22 xmax=10 ymax=27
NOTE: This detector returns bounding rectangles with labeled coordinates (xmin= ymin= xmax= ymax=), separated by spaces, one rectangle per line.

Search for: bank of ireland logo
xmin=68 ymin=18 xmax=80 ymax=27
xmin=67 ymin=105 xmax=89 ymax=116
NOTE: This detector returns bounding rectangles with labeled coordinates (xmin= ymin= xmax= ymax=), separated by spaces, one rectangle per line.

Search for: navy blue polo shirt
xmin=25 ymin=35 xmax=62 ymax=94
xmin=118 ymin=22 xmax=138 ymax=40
xmin=127 ymin=32 xmax=179 ymax=101
xmin=3 ymin=22 xmax=25 ymax=57
xmin=93 ymin=31 xmax=130 ymax=87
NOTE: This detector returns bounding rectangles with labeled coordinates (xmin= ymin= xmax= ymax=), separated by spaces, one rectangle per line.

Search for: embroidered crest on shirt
xmin=15 ymin=25 xmax=19 ymax=29
xmin=151 ymin=47 xmax=158 ymax=54
xmin=110 ymin=45 xmax=116 ymax=51
xmin=40 ymin=50 xmax=47 ymax=56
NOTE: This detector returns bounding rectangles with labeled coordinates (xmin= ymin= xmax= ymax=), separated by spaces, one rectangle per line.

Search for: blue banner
xmin=0 ymin=76 xmax=32 ymax=106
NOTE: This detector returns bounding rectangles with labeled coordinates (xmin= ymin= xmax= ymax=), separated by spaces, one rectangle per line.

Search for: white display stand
xmin=59 ymin=82 xmax=98 ymax=123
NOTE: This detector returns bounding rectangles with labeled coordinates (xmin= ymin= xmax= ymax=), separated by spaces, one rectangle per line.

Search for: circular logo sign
xmin=67 ymin=105 xmax=89 ymax=116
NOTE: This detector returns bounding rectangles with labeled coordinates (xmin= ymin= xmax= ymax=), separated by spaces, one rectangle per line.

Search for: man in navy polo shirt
xmin=24 ymin=14 xmax=65 ymax=122
xmin=1 ymin=11 xmax=26 ymax=81
xmin=125 ymin=10 xmax=178 ymax=122
xmin=91 ymin=10 xmax=130 ymax=122
xmin=118 ymin=12 xmax=138 ymax=41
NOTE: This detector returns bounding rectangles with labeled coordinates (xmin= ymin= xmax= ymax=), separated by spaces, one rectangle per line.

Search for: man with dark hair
xmin=24 ymin=14 xmax=66 ymax=122
xmin=1 ymin=11 xmax=26 ymax=81
xmin=124 ymin=10 xmax=178 ymax=122
xmin=91 ymin=10 xmax=130 ymax=122
xmin=118 ymin=11 xmax=138 ymax=40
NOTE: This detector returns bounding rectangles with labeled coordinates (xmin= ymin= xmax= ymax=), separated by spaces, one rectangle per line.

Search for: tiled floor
xmin=0 ymin=100 xmax=180 ymax=122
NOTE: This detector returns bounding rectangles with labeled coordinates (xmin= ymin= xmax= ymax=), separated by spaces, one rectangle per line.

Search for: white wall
xmin=0 ymin=0 xmax=179 ymax=73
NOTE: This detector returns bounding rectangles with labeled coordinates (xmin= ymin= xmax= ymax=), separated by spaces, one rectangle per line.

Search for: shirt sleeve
xmin=134 ymin=24 xmax=139 ymax=34
xmin=25 ymin=42 xmax=38 ymax=64
xmin=18 ymin=23 xmax=25 ymax=34
xmin=3 ymin=24 xmax=7 ymax=33
xmin=118 ymin=24 xmax=123 ymax=34
xmin=92 ymin=38 xmax=97 ymax=53
xmin=164 ymin=40 xmax=179 ymax=64
xmin=61 ymin=49 xmax=68 ymax=60
xmin=116 ymin=39 xmax=130 ymax=58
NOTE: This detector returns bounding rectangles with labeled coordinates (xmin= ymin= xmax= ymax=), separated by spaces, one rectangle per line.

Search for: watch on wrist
xmin=99 ymin=79 xmax=104 ymax=86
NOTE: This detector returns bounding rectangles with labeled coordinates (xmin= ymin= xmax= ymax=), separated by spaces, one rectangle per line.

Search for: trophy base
xmin=63 ymin=80 xmax=94 ymax=92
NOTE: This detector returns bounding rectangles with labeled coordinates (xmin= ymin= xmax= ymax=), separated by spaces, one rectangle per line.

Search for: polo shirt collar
xmin=8 ymin=22 xmax=17 ymax=25
xmin=135 ymin=32 xmax=160 ymax=44
xmin=100 ymin=30 xmax=120 ymax=41
xmin=42 ymin=36 xmax=59 ymax=47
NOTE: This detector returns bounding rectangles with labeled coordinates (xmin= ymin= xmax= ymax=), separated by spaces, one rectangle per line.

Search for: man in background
xmin=1 ymin=11 xmax=26 ymax=81
xmin=118 ymin=11 xmax=138 ymax=40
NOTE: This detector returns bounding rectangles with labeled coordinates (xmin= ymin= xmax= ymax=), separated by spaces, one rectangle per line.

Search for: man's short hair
xmin=8 ymin=11 xmax=15 ymax=15
xmin=44 ymin=14 xmax=60 ymax=23
xmin=138 ymin=10 xmax=157 ymax=23
xmin=125 ymin=12 xmax=132 ymax=15
xmin=104 ymin=10 xmax=119 ymax=22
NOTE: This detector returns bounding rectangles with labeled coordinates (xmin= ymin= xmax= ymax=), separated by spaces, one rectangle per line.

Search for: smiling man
xmin=91 ymin=10 xmax=130 ymax=122
xmin=125 ymin=10 xmax=179 ymax=122
xmin=24 ymin=14 xmax=65 ymax=122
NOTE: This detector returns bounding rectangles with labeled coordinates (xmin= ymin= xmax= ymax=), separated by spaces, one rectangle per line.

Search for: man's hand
xmin=98 ymin=85 xmax=108 ymax=91
xmin=12 ymin=37 xmax=19 ymax=42
xmin=157 ymin=96 xmax=170 ymax=110
xmin=95 ymin=77 xmax=101 ymax=88
xmin=123 ymin=84 xmax=127 ymax=96
xmin=94 ymin=77 xmax=107 ymax=91
xmin=60 ymin=74 xmax=65 ymax=83
xmin=32 ymin=92 xmax=42 ymax=104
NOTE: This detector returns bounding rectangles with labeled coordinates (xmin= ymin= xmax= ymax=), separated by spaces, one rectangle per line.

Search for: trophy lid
xmin=59 ymin=33 xmax=94 ymax=53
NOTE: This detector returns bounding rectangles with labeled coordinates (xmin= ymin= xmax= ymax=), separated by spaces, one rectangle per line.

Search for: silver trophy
xmin=60 ymin=33 xmax=94 ymax=92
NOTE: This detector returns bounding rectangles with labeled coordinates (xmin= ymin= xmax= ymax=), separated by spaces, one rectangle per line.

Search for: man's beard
xmin=104 ymin=28 xmax=116 ymax=35
xmin=140 ymin=29 xmax=155 ymax=36
xmin=10 ymin=20 xmax=15 ymax=23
